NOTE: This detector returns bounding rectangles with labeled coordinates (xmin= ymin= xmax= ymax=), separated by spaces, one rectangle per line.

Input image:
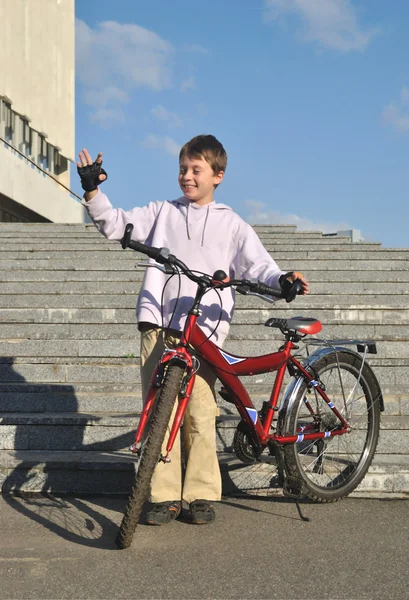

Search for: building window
xmin=59 ymin=155 xmax=68 ymax=174
xmin=4 ymin=102 xmax=13 ymax=142
xmin=54 ymin=149 xmax=68 ymax=176
xmin=47 ymin=143 xmax=54 ymax=173
xmin=38 ymin=135 xmax=48 ymax=170
xmin=22 ymin=119 xmax=32 ymax=156
xmin=0 ymin=103 xmax=70 ymax=182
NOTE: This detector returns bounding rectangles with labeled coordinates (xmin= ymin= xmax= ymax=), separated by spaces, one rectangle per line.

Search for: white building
xmin=0 ymin=0 xmax=86 ymax=223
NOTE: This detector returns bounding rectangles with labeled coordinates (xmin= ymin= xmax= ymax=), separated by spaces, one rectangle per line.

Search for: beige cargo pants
xmin=140 ymin=325 xmax=222 ymax=504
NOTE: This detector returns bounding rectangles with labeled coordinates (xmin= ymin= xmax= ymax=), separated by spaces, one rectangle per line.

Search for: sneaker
xmin=188 ymin=500 xmax=216 ymax=525
xmin=145 ymin=501 xmax=182 ymax=526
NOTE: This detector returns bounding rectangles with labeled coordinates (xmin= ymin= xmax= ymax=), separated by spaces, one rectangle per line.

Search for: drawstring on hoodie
xmin=185 ymin=201 xmax=210 ymax=247
xmin=201 ymin=205 xmax=210 ymax=247
xmin=186 ymin=202 xmax=191 ymax=240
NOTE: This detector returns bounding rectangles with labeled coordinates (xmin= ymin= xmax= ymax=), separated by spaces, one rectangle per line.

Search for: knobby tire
xmin=282 ymin=351 xmax=381 ymax=502
xmin=116 ymin=364 xmax=184 ymax=549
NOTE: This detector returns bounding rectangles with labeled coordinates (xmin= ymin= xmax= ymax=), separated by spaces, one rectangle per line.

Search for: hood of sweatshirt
xmin=171 ymin=196 xmax=233 ymax=247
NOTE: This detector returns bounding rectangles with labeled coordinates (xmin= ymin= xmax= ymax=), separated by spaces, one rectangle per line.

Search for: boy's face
xmin=178 ymin=155 xmax=224 ymax=206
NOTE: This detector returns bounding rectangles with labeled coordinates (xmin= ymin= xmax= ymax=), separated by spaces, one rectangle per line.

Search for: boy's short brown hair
xmin=179 ymin=134 xmax=227 ymax=174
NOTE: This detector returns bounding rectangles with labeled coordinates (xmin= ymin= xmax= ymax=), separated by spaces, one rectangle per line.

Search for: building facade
xmin=0 ymin=0 xmax=86 ymax=222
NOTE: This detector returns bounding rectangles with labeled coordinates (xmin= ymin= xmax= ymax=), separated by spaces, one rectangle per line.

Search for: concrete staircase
xmin=1 ymin=222 xmax=408 ymax=497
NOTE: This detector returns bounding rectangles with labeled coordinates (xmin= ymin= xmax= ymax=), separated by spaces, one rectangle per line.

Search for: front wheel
xmin=282 ymin=350 xmax=381 ymax=502
xmin=116 ymin=364 xmax=184 ymax=549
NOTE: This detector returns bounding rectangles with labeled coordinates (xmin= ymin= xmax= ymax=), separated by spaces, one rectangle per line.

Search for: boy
xmin=77 ymin=135 xmax=308 ymax=526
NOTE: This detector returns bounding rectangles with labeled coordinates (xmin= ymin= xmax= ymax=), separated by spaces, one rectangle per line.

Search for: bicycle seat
xmin=264 ymin=317 xmax=322 ymax=335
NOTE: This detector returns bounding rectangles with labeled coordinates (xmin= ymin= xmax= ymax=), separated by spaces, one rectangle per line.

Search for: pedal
xmin=129 ymin=444 xmax=141 ymax=456
xmin=158 ymin=454 xmax=171 ymax=464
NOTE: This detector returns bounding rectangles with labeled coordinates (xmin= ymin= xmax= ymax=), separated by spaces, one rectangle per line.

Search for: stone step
xmin=252 ymin=225 xmax=314 ymax=233
xmin=0 ymin=242 xmax=385 ymax=253
xmin=0 ymin=232 xmax=359 ymax=245
xmin=2 ymin=261 xmax=408 ymax=275
xmin=0 ymin=224 xmax=96 ymax=232
xmin=2 ymin=269 xmax=408 ymax=283
xmin=0 ymin=225 xmax=390 ymax=247
xmin=1 ymin=449 xmax=407 ymax=496
xmin=0 ymin=280 xmax=407 ymax=295
xmin=0 ymin=384 xmax=406 ymax=415
xmin=0 ymin=294 xmax=407 ymax=310
xmin=0 ymin=375 xmax=407 ymax=394
xmin=1 ymin=224 xmax=304 ymax=234
xmin=1 ymin=229 xmax=328 ymax=239
xmin=265 ymin=244 xmax=381 ymax=252
xmin=4 ymin=233 xmax=345 ymax=245
xmin=0 ymin=413 xmax=407 ymax=453
xmin=1 ymin=307 xmax=408 ymax=325
xmin=0 ymin=412 xmax=139 ymax=452
xmin=0 ymin=224 xmax=292 ymax=233
xmin=0 ymin=338 xmax=406 ymax=359
xmin=2 ymin=351 xmax=407 ymax=367
xmin=0 ymin=356 xmax=407 ymax=385
xmin=0 ymin=232 xmax=103 ymax=239
xmin=0 ymin=250 xmax=407 ymax=262
xmin=1 ymin=258 xmax=407 ymax=271
xmin=257 ymin=237 xmax=380 ymax=245
xmin=0 ymin=322 xmax=408 ymax=340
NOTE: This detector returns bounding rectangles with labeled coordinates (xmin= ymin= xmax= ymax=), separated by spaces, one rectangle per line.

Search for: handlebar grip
xmin=256 ymin=281 xmax=279 ymax=297
xmin=127 ymin=240 xmax=162 ymax=261
xmin=121 ymin=223 xmax=164 ymax=262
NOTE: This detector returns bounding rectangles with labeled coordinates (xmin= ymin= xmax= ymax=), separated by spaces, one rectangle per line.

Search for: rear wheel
xmin=282 ymin=351 xmax=381 ymax=502
xmin=116 ymin=364 xmax=184 ymax=549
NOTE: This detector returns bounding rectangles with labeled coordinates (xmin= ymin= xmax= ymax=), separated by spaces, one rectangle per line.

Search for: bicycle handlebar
xmin=121 ymin=223 xmax=167 ymax=262
xmin=121 ymin=223 xmax=302 ymax=302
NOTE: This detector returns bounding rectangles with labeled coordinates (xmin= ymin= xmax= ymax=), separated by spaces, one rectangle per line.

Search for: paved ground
xmin=0 ymin=494 xmax=408 ymax=599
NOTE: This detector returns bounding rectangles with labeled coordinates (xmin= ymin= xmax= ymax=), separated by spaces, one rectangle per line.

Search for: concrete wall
xmin=0 ymin=142 xmax=86 ymax=223
xmin=0 ymin=0 xmax=74 ymax=160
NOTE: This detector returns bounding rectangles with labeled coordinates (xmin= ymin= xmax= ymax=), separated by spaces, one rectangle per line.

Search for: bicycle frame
xmin=131 ymin=311 xmax=350 ymax=462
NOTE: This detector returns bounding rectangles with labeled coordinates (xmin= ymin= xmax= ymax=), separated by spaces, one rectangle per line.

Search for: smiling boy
xmin=77 ymin=134 xmax=308 ymax=526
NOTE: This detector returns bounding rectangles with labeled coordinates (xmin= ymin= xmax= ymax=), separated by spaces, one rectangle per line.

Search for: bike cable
xmin=160 ymin=270 xmax=182 ymax=347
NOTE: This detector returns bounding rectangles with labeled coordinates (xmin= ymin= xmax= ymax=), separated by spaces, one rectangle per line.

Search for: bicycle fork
xmin=129 ymin=352 xmax=197 ymax=463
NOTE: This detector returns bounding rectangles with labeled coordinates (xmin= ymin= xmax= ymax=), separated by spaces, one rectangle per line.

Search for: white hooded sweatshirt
xmin=83 ymin=191 xmax=284 ymax=347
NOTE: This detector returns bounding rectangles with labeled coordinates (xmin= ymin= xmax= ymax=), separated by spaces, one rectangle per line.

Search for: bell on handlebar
xmin=212 ymin=270 xmax=230 ymax=284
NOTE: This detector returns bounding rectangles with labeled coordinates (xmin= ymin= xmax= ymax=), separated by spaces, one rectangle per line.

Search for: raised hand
xmin=77 ymin=148 xmax=107 ymax=196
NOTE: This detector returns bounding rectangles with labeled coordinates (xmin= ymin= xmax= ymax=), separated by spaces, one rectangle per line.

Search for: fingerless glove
xmin=77 ymin=161 xmax=108 ymax=192
xmin=279 ymin=272 xmax=294 ymax=295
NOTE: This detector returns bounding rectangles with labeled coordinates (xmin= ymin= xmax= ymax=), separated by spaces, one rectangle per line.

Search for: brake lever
xmin=247 ymin=291 xmax=275 ymax=304
xmin=235 ymin=286 xmax=275 ymax=304
xmin=137 ymin=261 xmax=176 ymax=275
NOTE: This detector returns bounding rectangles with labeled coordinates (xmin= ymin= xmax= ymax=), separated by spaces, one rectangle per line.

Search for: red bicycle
xmin=116 ymin=224 xmax=383 ymax=549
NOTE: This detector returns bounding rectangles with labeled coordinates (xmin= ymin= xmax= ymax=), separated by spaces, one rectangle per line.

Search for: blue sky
xmin=73 ymin=0 xmax=409 ymax=248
